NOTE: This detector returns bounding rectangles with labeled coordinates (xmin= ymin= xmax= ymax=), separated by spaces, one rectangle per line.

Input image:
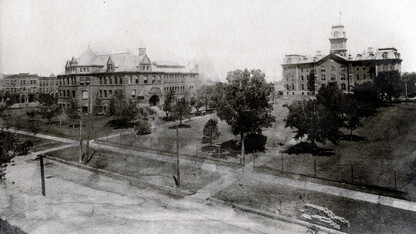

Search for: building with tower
xmin=282 ymin=25 xmax=402 ymax=95
xmin=57 ymin=46 xmax=199 ymax=113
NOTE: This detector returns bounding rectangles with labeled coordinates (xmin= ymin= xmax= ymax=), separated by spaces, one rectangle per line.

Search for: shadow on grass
xmin=340 ymin=134 xmax=366 ymax=142
xmin=284 ymin=142 xmax=335 ymax=157
xmin=107 ymin=119 xmax=135 ymax=129
xmin=168 ymin=124 xmax=191 ymax=129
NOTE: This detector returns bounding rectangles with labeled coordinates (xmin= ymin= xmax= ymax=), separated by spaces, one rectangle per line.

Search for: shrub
xmin=134 ymin=120 xmax=151 ymax=135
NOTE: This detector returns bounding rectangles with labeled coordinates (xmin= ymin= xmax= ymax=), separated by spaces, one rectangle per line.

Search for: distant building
xmin=57 ymin=46 xmax=199 ymax=113
xmin=282 ymin=25 xmax=402 ymax=95
xmin=0 ymin=73 xmax=58 ymax=103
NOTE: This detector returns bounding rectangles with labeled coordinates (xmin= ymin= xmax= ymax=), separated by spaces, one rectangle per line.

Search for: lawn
xmin=102 ymin=114 xmax=244 ymax=164
xmin=3 ymin=108 xmax=130 ymax=140
xmin=45 ymin=146 xmax=221 ymax=193
xmin=214 ymin=176 xmax=416 ymax=233
xmin=257 ymin=101 xmax=416 ymax=200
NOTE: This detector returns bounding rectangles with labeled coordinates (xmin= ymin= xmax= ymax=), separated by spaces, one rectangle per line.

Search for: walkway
xmin=6 ymin=128 xmax=416 ymax=213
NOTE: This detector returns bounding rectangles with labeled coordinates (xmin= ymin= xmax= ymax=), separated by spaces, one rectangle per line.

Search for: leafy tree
xmin=353 ymin=82 xmax=379 ymax=116
xmin=285 ymin=100 xmax=341 ymax=145
xmin=172 ymin=97 xmax=192 ymax=126
xmin=0 ymin=130 xmax=17 ymax=163
xmin=134 ymin=119 xmax=151 ymax=135
xmin=202 ymin=118 xmax=220 ymax=147
xmin=307 ymin=69 xmax=316 ymax=91
xmin=342 ymin=95 xmax=363 ymax=141
xmin=66 ymin=97 xmax=81 ymax=127
xmin=163 ymin=89 xmax=175 ymax=119
xmin=109 ymin=91 xmax=138 ymax=122
xmin=38 ymin=105 xmax=59 ymax=123
xmin=93 ymin=95 xmax=104 ymax=115
xmin=37 ymin=93 xmax=57 ymax=106
xmin=216 ymin=69 xmax=275 ymax=165
xmin=209 ymin=83 xmax=226 ymax=110
xmin=26 ymin=108 xmax=37 ymax=120
xmin=402 ymin=72 xmax=416 ymax=96
xmin=374 ymin=70 xmax=403 ymax=102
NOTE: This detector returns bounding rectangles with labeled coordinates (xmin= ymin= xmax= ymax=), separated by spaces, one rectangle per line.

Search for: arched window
xmin=287 ymin=84 xmax=290 ymax=90
xmin=341 ymin=83 xmax=346 ymax=90
xmin=321 ymin=75 xmax=326 ymax=80
xmin=301 ymin=75 xmax=304 ymax=81
xmin=301 ymin=84 xmax=304 ymax=90
xmin=356 ymin=74 xmax=360 ymax=80
xmin=291 ymin=84 xmax=294 ymax=90
xmin=341 ymin=74 xmax=346 ymax=80
xmin=331 ymin=74 xmax=336 ymax=81
xmin=331 ymin=66 xmax=336 ymax=71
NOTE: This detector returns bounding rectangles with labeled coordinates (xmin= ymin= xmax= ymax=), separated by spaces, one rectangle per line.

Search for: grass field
xmin=45 ymin=146 xmax=221 ymax=193
xmin=214 ymin=176 xmax=416 ymax=233
xmin=258 ymin=102 xmax=416 ymax=199
xmin=3 ymin=108 xmax=129 ymax=140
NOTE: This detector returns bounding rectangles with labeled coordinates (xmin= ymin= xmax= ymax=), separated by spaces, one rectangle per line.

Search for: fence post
xmin=351 ymin=164 xmax=354 ymax=184
xmin=394 ymin=171 xmax=397 ymax=190
xmin=281 ymin=154 xmax=284 ymax=173
xmin=39 ymin=155 xmax=46 ymax=196
xmin=314 ymin=159 xmax=317 ymax=178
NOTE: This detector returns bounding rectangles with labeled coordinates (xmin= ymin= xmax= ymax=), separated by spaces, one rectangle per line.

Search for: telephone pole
xmin=176 ymin=123 xmax=181 ymax=187
xmin=86 ymin=84 xmax=91 ymax=161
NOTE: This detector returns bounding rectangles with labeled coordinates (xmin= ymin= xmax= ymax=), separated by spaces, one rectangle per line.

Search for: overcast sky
xmin=1 ymin=0 xmax=416 ymax=81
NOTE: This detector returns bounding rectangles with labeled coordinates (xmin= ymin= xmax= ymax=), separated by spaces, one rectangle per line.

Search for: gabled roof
xmin=315 ymin=53 xmax=349 ymax=66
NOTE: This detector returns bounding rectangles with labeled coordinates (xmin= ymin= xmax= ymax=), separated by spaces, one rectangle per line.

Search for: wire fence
xmin=95 ymin=131 xmax=245 ymax=166
xmin=257 ymin=153 xmax=411 ymax=193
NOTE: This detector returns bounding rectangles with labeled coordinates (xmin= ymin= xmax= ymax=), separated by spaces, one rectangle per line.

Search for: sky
xmin=1 ymin=0 xmax=416 ymax=82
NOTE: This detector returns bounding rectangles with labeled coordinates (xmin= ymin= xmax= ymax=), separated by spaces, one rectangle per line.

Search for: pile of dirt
xmin=300 ymin=203 xmax=350 ymax=230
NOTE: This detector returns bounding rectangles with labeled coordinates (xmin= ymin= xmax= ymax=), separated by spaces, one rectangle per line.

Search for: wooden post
xmin=394 ymin=171 xmax=397 ymax=190
xmin=39 ymin=155 xmax=46 ymax=196
xmin=79 ymin=115 xmax=83 ymax=163
xmin=176 ymin=124 xmax=180 ymax=187
xmin=86 ymin=85 xmax=91 ymax=163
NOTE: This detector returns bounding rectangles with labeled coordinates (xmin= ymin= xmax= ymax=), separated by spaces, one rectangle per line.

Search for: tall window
xmin=321 ymin=75 xmax=326 ymax=80
xmin=331 ymin=74 xmax=336 ymax=81
xmin=301 ymin=84 xmax=304 ymax=90
xmin=341 ymin=74 xmax=346 ymax=80
xmin=301 ymin=75 xmax=304 ymax=81
xmin=144 ymin=76 xmax=148 ymax=84
xmin=82 ymin=90 xmax=88 ymax=99
xmin=363 ymin=74 xmax=366 ymax=79
xmin=341 ymin=83 xmax=346 ymax=90
xmin=356 ymin=74 xmax=360 ymax=80
xmin=132 ymin=89 xmax=136 ymax=98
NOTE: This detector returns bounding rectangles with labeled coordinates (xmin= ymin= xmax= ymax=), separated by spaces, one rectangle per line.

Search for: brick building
xmin=57 ymin=46 xmax=199 ymax=113
xmin=0 ymin=73 xmax=58 ymax=103
xmin=282 ymin=25 xmax=402 ymax=95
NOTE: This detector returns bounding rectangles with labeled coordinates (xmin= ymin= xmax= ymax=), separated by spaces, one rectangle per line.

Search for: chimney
xmin=139 ymin=41 xmax=146 ymax=56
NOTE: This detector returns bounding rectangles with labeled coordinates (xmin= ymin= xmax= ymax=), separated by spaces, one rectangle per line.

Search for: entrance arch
xmin=149 ymin=95 xmax=160 ymax=106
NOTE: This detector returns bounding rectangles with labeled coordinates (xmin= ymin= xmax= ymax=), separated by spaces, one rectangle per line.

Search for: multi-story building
xmin=0 ymin=73 xmax=58 ymax=103
xmin=57 ymin=46 xmax=199 ymax=113
xmin=282 ymin=25 xmax=402 ymax=95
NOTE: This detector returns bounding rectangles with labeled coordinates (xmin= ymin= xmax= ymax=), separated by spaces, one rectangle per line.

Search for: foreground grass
xmin=3 ymin=108 xmax=130 ymax=140
xmin=46 ymin=146 xmax=221 ymax=193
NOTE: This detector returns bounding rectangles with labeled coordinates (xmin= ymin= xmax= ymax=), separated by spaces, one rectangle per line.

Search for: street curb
xmin=209 ymin=198 xmax=346 ymax=234
xmin=44 ymin=155 xmax=194 ymax=198
xmin=44 ymin=154 xmax=345 ymax=234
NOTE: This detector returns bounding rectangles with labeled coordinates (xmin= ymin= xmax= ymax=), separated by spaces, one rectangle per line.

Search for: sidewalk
xmin=0 ymin=152 xmax=309 ymax=234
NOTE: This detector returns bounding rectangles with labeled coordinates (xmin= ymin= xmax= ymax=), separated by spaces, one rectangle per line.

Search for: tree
xmin=109 ymin=91 xmax=138 ymax=124
xmin=202 ymin=118 xmax=220 ymax=147
xmin=66 ymin=97 xmax=81 ymax=128
xmin=93 ymin=95 xmax=104 ymax=115
xmin=0 ymin=130 xmax=17 ymax=163
xmin=37 ymin=93 xmax=57 ymax=106
xmin=307 ymin=69 xmax=316 ymax=91
xmin=402 ymin=72 xmax=416 ymax=96
xmin=38 ymin=105 xmax=59 ymax=123
xmin=285 ymin=100 xmax=341 ymax=145
xmin=163 ymin=89 xmax=175 ymax=119
xmin=26 ymin=108 xmax=37 ymax=120
xmin=353 ymin=82 xmax=379 ymax=116
xmin=216 ymin=69 xmax=275 ymax=165
xmin=374 ymin=70 xmax=402 ymax=102
xmin=342 ymin=95 xmax=363 ymax=141
xmin=172 ymin=97 xmax=192 ymax=126
xmin=36 ymin=93 xmax=59 ymax=123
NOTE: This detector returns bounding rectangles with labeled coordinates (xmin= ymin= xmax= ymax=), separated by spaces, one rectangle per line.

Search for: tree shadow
xmin=168 ymin=124 xmax=191 ymax=129
xmin=283 ymin=142 xmax=335 ymax=157
xmin=107 ymin=119 xmax=135 ymax=129
xmin=340 ymin=134 xmax=366 ymax=142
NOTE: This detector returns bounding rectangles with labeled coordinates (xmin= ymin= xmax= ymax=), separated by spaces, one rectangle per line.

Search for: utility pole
xmin=176 ymin=123 xmax=181 ymax=187
xmin=86 ymin=84 xmax=91 ymax=161
xmin=39 ymin=154 xmax=46 ymax=196
xmin=79 ymin=113 xmax=83 ymax=163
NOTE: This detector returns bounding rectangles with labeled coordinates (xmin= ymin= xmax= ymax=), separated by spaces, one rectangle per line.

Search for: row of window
xmin=286 ymin=83 xmax=347 ymax=91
